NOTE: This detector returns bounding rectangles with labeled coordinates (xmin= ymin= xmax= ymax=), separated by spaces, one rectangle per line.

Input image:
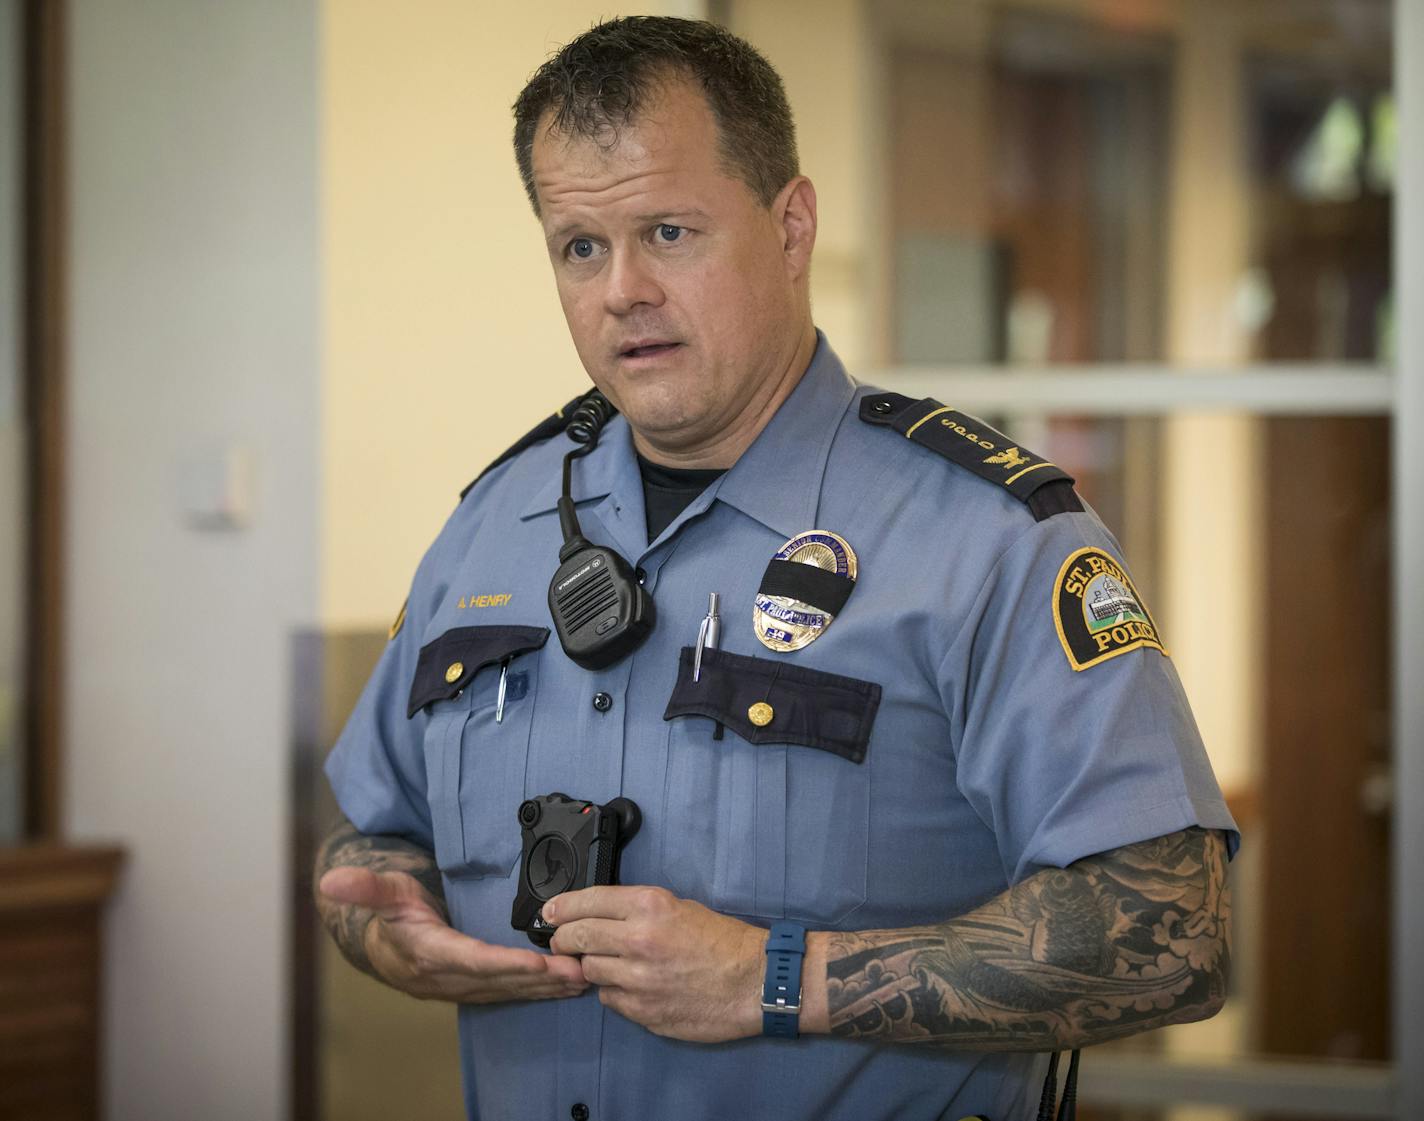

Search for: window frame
xmin=1390 ymin=4 xmax=1424 ymax=1121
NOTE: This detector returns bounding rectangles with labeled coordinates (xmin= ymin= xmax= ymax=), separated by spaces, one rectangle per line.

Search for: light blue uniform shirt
xmin=326 ymin=333 xmax=1238 ymax=1121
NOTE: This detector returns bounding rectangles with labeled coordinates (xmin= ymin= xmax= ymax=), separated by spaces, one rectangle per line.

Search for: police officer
xmin=316 ymin=17 xmax=1237 ymax=1121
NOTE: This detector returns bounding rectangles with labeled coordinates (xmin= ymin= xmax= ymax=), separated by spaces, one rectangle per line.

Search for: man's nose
xmin=603 ymin=249 xmax=665 ymax=315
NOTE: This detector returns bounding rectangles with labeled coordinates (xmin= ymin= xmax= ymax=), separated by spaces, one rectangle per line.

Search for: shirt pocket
xmin=408 ymin=624 xmax=549 ymax=879
xmin=660 ymin=646 xmax=881 ymax=924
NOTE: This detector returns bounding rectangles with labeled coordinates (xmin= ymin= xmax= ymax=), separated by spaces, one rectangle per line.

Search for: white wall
xmin=65 ymin=2 xmax=319 ymax=1118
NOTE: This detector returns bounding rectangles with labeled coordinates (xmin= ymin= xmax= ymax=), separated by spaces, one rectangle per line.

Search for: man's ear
xmin=773 ymin=175 xmax=818 ymax=282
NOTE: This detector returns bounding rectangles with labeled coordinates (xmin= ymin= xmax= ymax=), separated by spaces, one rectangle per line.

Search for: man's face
xmin=531 ymin=78 xmax=809 ymax=457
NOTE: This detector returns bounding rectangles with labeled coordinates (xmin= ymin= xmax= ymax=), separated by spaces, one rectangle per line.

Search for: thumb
xmin=318 ymin=866 xmax=424 ymax=915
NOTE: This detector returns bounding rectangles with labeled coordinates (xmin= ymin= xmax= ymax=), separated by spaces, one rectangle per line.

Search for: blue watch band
xmin=761 ymin=921 xmax=806 ymax=1039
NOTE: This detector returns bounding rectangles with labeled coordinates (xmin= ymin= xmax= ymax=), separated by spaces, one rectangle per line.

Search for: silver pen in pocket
xmin=694 ymin=592 xmax=721 ymax=682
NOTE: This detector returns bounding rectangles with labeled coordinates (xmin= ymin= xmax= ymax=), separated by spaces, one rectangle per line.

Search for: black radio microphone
xmin=547 ymin=392 xmax=655 ymax=669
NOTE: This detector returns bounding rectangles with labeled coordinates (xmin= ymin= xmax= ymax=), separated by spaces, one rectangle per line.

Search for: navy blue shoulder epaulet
xmin=859 ymin=392 xmax=1083 ymax=522
xmin=459 ymin=391 xmax=592 ymax=500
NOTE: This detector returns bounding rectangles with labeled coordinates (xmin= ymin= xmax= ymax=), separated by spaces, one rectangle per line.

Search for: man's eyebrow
xmin=545 ymin=222 xmax=584 ymax=247
xmin=634 ymin=209 xmax=710 ymax=226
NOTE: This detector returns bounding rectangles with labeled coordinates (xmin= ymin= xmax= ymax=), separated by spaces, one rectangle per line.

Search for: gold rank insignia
xmin=1053 ymin=547 xmax=1166 ymax=670
xmin=753 ymin=530 xmax=858 ymax=652
xmin=388 ymin=597 xmax=407 ymax=641
xmin=983 ymin=446 xmax=1031 ymax=471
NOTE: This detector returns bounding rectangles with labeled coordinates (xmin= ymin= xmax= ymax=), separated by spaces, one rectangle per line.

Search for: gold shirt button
xmin=445 ymin=661 xmax=465 ymax=684
xmin=748 ymin=702 xmax=774 ymax=727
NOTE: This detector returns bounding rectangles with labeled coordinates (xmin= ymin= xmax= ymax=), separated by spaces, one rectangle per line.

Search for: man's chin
xmin=596 ymin=378 xmax=702 ymax=434
xmin=614 ymin=399 xmax=724 ymax=453
xmin=619 ymin=408 xmax=701 ymax=444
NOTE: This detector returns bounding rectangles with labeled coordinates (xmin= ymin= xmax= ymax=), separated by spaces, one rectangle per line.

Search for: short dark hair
xmin=512 ymin=16 xmax=799 ymax=215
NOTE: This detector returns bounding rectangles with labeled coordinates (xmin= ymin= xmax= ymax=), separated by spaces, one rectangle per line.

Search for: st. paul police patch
xmin=1052 ymin=547 xmax=1166 ymax=671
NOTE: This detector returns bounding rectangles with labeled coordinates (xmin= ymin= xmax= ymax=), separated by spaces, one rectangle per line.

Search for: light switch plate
xmin=179 ymin=442 xmax=254 ymax=530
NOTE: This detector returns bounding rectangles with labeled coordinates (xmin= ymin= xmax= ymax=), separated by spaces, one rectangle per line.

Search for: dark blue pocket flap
xmin=407 ymin=625 xmax=549 ymax=718
xmin=662 ymin=647 xmax=881 ymax=763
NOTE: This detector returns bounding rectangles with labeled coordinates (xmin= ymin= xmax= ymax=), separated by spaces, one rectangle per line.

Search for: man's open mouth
xmin=619 ymin=342 xmax=682 ymax=359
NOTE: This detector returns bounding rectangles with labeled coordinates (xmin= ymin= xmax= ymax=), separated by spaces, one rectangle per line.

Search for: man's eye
xmin=656 ymin=224 xmax=684 ymax=243
xmin=570 ymin=238 xmax=597 ymax=259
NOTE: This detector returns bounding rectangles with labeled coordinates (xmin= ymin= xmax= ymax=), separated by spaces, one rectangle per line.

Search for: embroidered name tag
xmin=458 ymin=593 xmax=513 ymax=609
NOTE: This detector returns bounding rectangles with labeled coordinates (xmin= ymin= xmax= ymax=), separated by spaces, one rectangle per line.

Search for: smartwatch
xmin=761 ymin=921 xmax=806 ymax=1039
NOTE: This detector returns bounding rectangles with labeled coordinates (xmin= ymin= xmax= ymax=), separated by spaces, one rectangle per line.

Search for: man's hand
xmin=318 ymin=866 xmax=588 ymax=1004
xmin=545 ymin=885 xmax=765 ymax=1042
xmin=312 ymin=817 xmax=587 ymax=1005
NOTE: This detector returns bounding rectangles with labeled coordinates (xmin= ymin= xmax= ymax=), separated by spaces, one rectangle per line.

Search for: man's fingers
xmin=541 ymin=952 xmax=589 ymax=985
xmin=549 ymin=917 xmax=627 ymax=958
xmin=423 ymin=928 xmax=585 ymax=985
xmin=545 ymin=884 xmax=670 ymax=924
xmin=368 ymin=917 xmax=590 ymax=1002
xmin=318 ymin=866 xmax=425 ymax=915
xmin=366 ymin=901 xmax=589 ymax=987
xmin=595 ymin=981 xmax=639 ymax=1020
xmin=579 ymin=953 xmax=633 ymax=988
xmin=417 ymin=928 xmax=551 ymax=976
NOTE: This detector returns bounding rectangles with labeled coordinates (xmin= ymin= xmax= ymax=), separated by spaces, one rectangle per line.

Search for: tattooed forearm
xmin=826 ymin=828 xmax=1231 ymax=1051
xmin=313 ymin=816 xmax=446 ymax=979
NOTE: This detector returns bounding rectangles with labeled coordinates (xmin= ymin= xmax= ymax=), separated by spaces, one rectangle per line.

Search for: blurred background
xmin=2 ymin=1 xmax=1422 ymax=1119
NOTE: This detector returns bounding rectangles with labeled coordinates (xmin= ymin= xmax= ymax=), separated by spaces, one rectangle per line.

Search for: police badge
xmin=753 ymin=530 xmax=859 ymax=652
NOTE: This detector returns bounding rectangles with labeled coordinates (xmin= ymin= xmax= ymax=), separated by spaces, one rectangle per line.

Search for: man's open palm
xmin=318 ymin=867 xmax=588 ymax=1004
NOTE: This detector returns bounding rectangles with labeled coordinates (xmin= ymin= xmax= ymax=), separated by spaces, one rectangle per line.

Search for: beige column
xmin=1162 ymin=0 xmax=1259 ymax=807
xmin=733 ymin=0 xmax=876 ymax=367
xmin=1159 ymin=0 xmax=1258 ymax=1110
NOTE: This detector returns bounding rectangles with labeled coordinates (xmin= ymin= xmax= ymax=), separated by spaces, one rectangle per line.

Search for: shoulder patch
xmin=859 ymin=393 xmax=1082 ymax=521
xmin=1053 ymin=547 xmax=1166 ymax=670
xmin=459 ymin=391 xmax=592 ymax=501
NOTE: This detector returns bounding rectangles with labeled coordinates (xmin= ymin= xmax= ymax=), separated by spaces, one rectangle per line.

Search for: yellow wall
xmin=734 ymin=0 xmax=876 ymax=368
xmin=323 ymin=2 xmax=692 ymax=626
xmin=321 ymin=2 xmax=880 ymax=626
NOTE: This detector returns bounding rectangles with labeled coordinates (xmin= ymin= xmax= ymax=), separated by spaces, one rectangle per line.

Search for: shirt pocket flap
xmin=662 ymin=647 xmax=881 ymax=763
xmin=407 ymin=624 xmax=550 ymax=717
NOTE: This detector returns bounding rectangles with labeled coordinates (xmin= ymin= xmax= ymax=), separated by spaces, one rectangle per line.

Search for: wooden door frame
xmin=21 ymin=0 xmax=67 ymax=841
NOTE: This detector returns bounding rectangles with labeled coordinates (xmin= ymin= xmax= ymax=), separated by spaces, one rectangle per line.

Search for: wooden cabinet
xmin=0 ymin=846 xmax=123 ymax=1121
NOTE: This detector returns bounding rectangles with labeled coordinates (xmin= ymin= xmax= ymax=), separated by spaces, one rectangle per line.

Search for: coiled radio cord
xmin=559 ymin=391 xmax=617 ymax=560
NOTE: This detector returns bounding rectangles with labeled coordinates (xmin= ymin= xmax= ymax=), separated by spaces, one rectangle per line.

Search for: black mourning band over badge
xmin=753 ymin=531 xmax=858 ymax=652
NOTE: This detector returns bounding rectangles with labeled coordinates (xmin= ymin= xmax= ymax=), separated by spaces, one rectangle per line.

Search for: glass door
xmin=852 ymin=0 xmax=1416 ymax=1116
